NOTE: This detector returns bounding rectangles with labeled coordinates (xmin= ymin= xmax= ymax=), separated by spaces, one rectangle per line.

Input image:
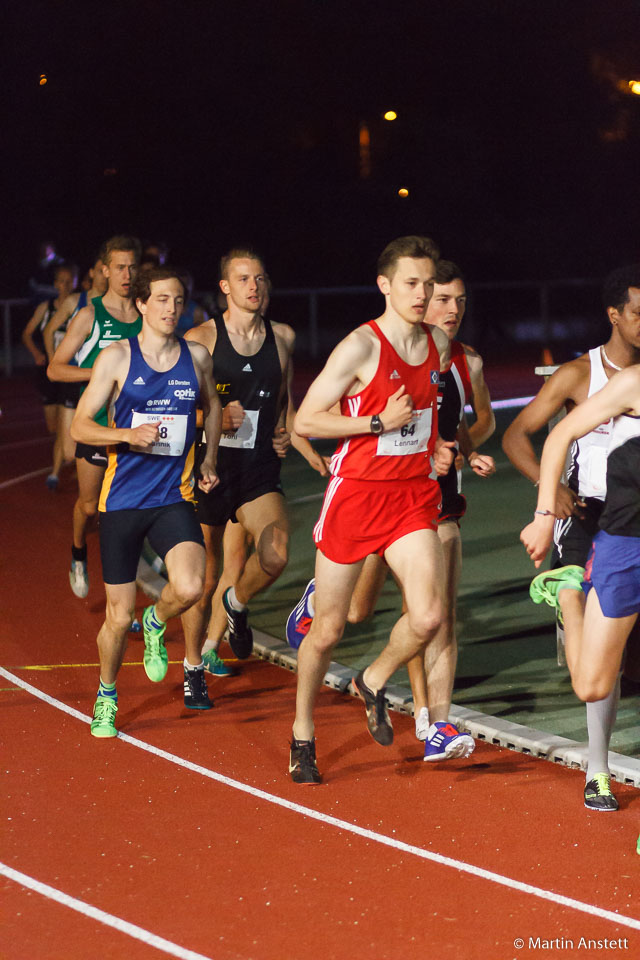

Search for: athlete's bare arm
xmin=502 ymin=355 xmax=591 ymax=518
xmin=47 ymin=304 xmax=96 ymax=383
xmin=462 ymin=345 xmax=495 ymax=449
xmin=21 ymin=302 xmax=49 ymax=366
xmin=295 ymin=326 xmax=413 ymax=439
xmin=70 ymin=342 xmax=158 ymax=448
xmin=521 ymin=366 xmax=640 ymax=566
xmin=272 ymin=322 xmax=295 ymax=457
xmin=42 ymin=293 xmax=80 ymax=360
xmin=187 ymin=340 xmax=221 ymax=492
xmin=456 ymin=416 xmax=495 ymax=477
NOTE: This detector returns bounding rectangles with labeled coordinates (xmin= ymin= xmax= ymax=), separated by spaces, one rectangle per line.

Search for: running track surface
xmin=2 ymin=379 xmax=640 ymax=959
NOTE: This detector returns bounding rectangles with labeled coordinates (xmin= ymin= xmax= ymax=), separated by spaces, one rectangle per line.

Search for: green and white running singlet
xmin=75 ymin=296 xmax=142 ymax=426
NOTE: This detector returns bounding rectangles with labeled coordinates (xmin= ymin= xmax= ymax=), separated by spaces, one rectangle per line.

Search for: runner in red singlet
xmin=288 ymin=236 xmax=457 ymax=784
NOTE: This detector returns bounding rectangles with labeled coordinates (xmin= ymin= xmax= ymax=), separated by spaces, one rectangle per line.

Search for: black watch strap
xmin=370 ymin=414 xmax=383 ymax=435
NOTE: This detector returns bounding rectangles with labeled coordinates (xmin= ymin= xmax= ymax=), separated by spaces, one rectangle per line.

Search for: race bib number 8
xmin=130 ymin=411 xmax=188 ymax=456
xmin=376 ymin=408 xmax=432 ymax=456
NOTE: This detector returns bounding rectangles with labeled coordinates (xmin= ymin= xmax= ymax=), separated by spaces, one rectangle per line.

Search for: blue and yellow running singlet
xmin=99 ymin=337 xmax=199 ymax=511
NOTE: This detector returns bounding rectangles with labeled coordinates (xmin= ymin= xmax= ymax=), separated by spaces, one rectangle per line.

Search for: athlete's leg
xmin=558 ymin=588 xmax=586 ymax=674
xmin=96 ymin=581 xmax=138 ymax=684
xmin=347 ymin=554 xmax=388 ymax=624
xmin=571 ymin=588 xmax=637 ymax=702
xmin=43 ymin=402 xmax=57 ymax=435
xmin=233 ymin=492 xmax=289 ymax=604
xmin=293 ymin=550 xmax=365 ymax=741
xmin=160 ymin=540 xmax=207 ymax=665
xmin=364 ymin=529 xmax=444 ymax=694
xmin=407 ymin=520 xmax=461 ymax=724
xmin=180 ymin=524 xmax=225 ymax=660
xmin=204 ymin=521 xmax=251 ymax=652
xmin=73 ymin=458 xmax=106 ymax=549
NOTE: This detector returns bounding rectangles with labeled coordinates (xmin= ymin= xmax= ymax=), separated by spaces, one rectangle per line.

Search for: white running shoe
xmin=69 ymin=560 xmax=89 ymax=598
xmin=415 ymin=706 xmax=430 ymax=741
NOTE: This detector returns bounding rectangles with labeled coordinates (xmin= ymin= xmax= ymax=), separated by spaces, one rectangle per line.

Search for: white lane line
xmin=2 ymin=665 xmax=639 ymax=935
xmin=0 ymin=862 xmax=213 ymax=960
xmin=0 ymin=466 xmax=51 ymax=490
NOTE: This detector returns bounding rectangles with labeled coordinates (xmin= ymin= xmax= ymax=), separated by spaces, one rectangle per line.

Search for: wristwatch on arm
xmin=370 ymin=414 xmax=384 ymax=435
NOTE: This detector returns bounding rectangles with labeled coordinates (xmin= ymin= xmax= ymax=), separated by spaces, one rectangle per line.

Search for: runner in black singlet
xmin=181 ymin=248 xmax=294 ymax=667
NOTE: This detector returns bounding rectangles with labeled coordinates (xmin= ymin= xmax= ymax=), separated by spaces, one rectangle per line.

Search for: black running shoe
xmin=584 ymin=774 xmax=618 ymax=811
xmin=183 ymin=666 xmax=213 ymax=710
xmin=353 ymin=670 xmax=393 ymax=746
xmin=222 ymin=588 xmax=254 ymax=659
xmin=289 ymin=737 xmax=322 ymax=784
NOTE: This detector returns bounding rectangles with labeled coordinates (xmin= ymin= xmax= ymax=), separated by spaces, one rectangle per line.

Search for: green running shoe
xmin=584 ymin=773 xmax=618 ymax=812
xmin=529 ymin=564 xmax=585 ymax=625
xmin=142 ymin=605 xmax=168 ymax=682
xmin=90 ymin=696 xmax=118 ymax=738
xmin=202 ymin=648 xmax=238 ymax=677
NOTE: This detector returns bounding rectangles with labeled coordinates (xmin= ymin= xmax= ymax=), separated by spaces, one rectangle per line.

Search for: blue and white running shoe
xmin=423 ymin=721 xmax=475 ymax=762
xmin=286 ymin=579 xmax=315 ymax=649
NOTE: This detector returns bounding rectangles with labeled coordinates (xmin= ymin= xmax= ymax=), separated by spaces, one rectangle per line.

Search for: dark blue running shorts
xmin=583 ymin=529 xmax=640 ymax=618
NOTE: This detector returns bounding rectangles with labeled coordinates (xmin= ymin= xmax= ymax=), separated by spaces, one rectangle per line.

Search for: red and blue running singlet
xmin=329 ymin=320 xmax=440 ymax=481
xmin=99 ymin=337 xmax=200 ymax=511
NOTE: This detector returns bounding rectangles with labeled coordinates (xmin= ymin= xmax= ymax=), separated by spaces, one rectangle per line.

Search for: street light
xmin=383 ymin=110 xmax=397 ymax=121
xmin=628 ymin=80 xmax=640 ymax=95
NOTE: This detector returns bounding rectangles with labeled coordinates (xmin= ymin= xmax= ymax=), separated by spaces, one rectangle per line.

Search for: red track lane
xmin=2 ymin=389 xmax=640 ymax=959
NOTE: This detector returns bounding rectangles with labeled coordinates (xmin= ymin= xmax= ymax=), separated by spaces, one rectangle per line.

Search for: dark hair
xmin=133 ymin=266 xmax=186 ymax=304
xmin=220 ymin=247 xmax=265 ymax=281
xmin=435 ymin=260 xmax=464 ymax=285
xmin=54 ymin=262 xmax=78 ymax=282
xmin=139 ymin=253 xmax=161 ymax=269
xmin=100 ymin=235 xmax=142 ymax=266
xmin=602 ymin=265 xmax=640 ymax=312
xmin=377 ymin=235 xmax=440 ymax=279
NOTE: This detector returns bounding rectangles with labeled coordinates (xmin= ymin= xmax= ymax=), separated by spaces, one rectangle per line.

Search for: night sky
xmin=4 ymin=0 xmax=640 ymax=293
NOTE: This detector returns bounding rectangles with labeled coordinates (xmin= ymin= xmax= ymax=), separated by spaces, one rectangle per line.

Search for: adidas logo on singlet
xmin=389 ymin=369 xmax=401 ymax=379
xmin=133 ymin=376 xmax=145 ymax=385
xmin=242 ymin=363 xmax=252 ymax=372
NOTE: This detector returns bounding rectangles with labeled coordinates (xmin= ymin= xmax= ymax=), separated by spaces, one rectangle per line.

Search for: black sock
xmin=72 ymin=544 xmax=87 ymax=562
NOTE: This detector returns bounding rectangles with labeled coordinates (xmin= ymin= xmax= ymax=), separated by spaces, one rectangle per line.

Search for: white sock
xmin=184 ymin=658 xmax=204 ymax=671
xmin=227 ymin=586 xmax=247 ymax=612
xmin=586 ymin=674 xmax=620 ymax=781
xmin=202 ymin=637 xmax=216 ymax=655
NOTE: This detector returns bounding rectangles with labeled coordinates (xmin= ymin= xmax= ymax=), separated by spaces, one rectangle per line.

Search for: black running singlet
xmin=209 ymin=315 xmax=283 ymax=477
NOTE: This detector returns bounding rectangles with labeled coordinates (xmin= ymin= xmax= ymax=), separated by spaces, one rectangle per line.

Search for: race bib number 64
xmin=376 ymin=408 xmax=432 ymax=456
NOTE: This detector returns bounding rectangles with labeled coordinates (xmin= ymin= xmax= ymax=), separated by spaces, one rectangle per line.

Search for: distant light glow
xmin=383 ymin=110 xmax=397 ymax=121
xmin=629 ymin=80 xmax=640 ymax=95
xmin=398 ymin=187 xmax=409 ymax=198
xmin=39 ymin=74 xmax=47 ymax=86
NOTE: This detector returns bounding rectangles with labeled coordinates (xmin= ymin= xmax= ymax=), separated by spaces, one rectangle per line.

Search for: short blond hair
xmin=220 ymin=247 xmax=265 ymax=281
xmin=377 ymin=236 xmax=439 ymax=280
xmin=100 ymin=235 xmax=142 ymax=267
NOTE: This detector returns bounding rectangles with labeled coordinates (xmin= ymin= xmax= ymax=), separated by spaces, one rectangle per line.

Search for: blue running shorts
xmin=583 ymin=529 xmax=640 ymax=618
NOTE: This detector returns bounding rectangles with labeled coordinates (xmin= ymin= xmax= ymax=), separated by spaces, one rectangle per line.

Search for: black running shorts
xmin=75 ymin=442 xmax=108 ymax=467
xmin=551 ymin=497 xmax=603 ymax=569
xmin=99 ymin=500 xmax=204 ymax=584
xmin=195 ymin=465 xmax=284 ymax=527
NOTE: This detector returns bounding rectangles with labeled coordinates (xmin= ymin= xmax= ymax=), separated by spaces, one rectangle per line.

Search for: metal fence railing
xmin=1 ymin=278 xmax=603 ymax=376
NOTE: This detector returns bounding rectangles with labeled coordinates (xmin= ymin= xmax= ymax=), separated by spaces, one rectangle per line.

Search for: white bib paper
xmin=129 ymin=411 xmax=187 ymax=456
xmin=219 ymin=408 xmax=260 ymax=449
xmin=376 ymin=408 xmax=432 ymax=457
